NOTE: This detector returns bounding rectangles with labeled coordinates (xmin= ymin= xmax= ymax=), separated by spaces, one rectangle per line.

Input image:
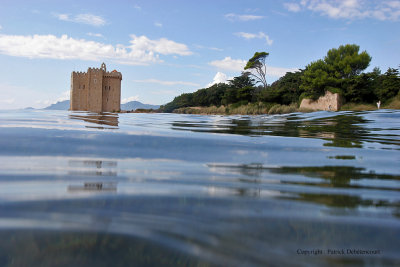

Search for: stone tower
xmin=70 ymin=63 xmax=122 ymax=112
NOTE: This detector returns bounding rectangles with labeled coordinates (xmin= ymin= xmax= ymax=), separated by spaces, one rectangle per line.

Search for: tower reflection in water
xmin=68 ymin=159 xmax=118 ymax=192
xmin=69 ymin=112 xmax=119 ymax=129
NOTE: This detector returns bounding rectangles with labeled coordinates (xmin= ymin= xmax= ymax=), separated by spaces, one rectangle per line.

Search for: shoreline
xmin=119 ymin=104 xmax=399 ymax=116
xmin=167 ymin=102 xmax=399 ymax=116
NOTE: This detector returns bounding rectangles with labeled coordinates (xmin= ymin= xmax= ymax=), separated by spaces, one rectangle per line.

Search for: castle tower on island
xmin=70 ymin=63 xmax=122 ymax=112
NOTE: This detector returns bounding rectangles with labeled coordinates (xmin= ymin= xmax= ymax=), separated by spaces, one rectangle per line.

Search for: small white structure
xmin=377 ymin=100 xmax=381 ymax=109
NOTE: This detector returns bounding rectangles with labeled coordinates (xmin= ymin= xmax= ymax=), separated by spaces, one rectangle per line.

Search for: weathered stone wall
xmin=102 ymin=73 xmax=122 ymax=112
xmin=300 ymin=91 xmax=342 ymax=111
xmin=70 ymin=63 xmax=122 ymax=112
xmin=87 ymin=68 xmax=104 ymax=113
xmin=102 ymin=77 xmax=111 ymax=112
xmin=70 ymin=72 xmax=88 ymax=111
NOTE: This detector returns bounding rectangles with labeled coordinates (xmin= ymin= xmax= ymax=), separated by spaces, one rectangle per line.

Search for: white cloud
xmin=209 ymin=57 xmax=247 ymax=72
xmin=38 ymin=90 xmax=70 ymax=107
xmin=129 ymin=34 xmax=192 ymax=56
xmin=55 ymin=90 xmax=70 ymax=103
xmin=150 ymin=89 xmax=179 ymax=95
xmin=209 ymin=47 xmax=223 ymax=51
xmin=54 ymin=13 xmax=106 ymax=26
xmin=265 ymin=66 xmax=299 ymax=77
xmin=35 ymin=99 xmax=52 ymax=107
xmin=55 ymin=13 xmax=69 ymax=21
xmin=0 ymin=34 xmax=192 ymax=65
xmin=235 ymin=32 xmax=273 ymax=45
xmin=206 ymin=72 xmax=232 ymax=87
xmin=133 ymin=79 xmax=200 ymax=87
xmin=245 ymin=65 xmax=299 ymax=79
xmin=209 ymin=57 xmax=298 ymax=77
xmin=74 ymin=14 xmax=106 ymax=26
xmin=0 ymin=25 xmax=2 ymax=30
xmin=122 ymin=95 xmax=139 ymax=104
xmin=87 ymin=32 xmax=104 ymax=38
xmin=284 ymin=3 xmax=301 ymax=12
xmin=154 ymin=22 xmax=163 ymax=27
xmin=134 ymin=4 xmax=142 ymax=10
xmin=284 ymin=0 xmax=400 ymax=21
xmin=387 ymin=1 xmax=400 ymax=8
xmin=194 ymin=44 xmax=223 ymax=51
xmin=224 ymin=13 xmax=264 ymax=21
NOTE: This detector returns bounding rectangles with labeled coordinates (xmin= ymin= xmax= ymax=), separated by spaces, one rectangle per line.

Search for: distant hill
xmin=44 ymin=100 xmax=70 ymax=110
xmin=121 ymin=101 xmax=160 ymax=111
xmin=43 ymin=100 xmax=160 ymax=111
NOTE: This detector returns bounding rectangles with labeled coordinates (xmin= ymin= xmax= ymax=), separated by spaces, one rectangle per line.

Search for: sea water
xmin=0 ymin=109 xmax=399 ymax=266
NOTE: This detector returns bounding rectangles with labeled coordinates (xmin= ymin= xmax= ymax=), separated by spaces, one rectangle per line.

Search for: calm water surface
xmin=0 ymin=109 xmax=399 ymax=266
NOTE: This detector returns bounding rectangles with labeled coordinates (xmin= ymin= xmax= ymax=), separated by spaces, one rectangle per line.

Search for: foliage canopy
xmin=301 ymin=44 xmax=371 ymax=99
xmin=244 ymin=52 xmax=269 ymax=89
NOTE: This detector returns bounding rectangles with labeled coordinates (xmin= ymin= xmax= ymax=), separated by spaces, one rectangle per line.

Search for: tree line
xmin=159 ymin=44 xmax=400 ymax=113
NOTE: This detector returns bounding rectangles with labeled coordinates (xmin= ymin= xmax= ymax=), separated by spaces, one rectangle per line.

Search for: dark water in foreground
xmin=0 ymin=109 xmax=399 ymax=266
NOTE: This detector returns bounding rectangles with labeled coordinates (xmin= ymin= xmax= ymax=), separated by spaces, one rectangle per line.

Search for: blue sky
xmin=0 ymin=0 xmax=399 ymax=109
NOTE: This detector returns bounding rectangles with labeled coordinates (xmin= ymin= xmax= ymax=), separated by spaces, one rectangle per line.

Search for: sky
xmin=0 ymin=0 xmax=399 ymax=109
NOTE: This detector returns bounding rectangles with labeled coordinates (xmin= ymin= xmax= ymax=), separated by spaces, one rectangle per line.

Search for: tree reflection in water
xmin=172 ymin=112 xmax=399 ymax=148
xmin=207 ymin=163 xmax=400 ymax=211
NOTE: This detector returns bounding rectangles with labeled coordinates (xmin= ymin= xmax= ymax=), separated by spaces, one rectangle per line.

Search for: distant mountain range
xmin=121 ymin=101 xmax=160 ymax=111
xmin=43 ymin=100 xmax=160 ymax=111
xmin=44 ymin=100 xmax=70 ymax=110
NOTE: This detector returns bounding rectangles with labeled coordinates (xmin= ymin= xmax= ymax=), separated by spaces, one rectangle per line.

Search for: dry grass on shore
xmin=341 ymin=96 xmax=400 ymax=111
xmin=170 ymin=96 xmax=400 ymax=116
xmin=173 ymin=102 xmax=301 ymax=115
xmin=340 ymin=103 xmax=377 ymax=111
xmin=384 ymin=97 xmax=400 ymax=109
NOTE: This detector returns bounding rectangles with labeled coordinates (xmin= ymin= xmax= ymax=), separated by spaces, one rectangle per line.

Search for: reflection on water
xmin=0 ymin=109 xmax=399 ymax=266
xmin=328 ymin=155 xmax=357 ymax=160
xmin=172 ymin=111 xmax=400 ymax=149
xmin=69 ymin=112 xmax=119 ymax=128
xmin=67 ymin=159 xmax=118 ymax=193
xmin=208 ymin=163 xmax=400 ymax=209
xmin=68 ymin=182 xmax=117 ymax=192
xmin=69 ymin=160 xmax=117 ymax=168
xmin=68 ymin=159 xmax=118 ymax=176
